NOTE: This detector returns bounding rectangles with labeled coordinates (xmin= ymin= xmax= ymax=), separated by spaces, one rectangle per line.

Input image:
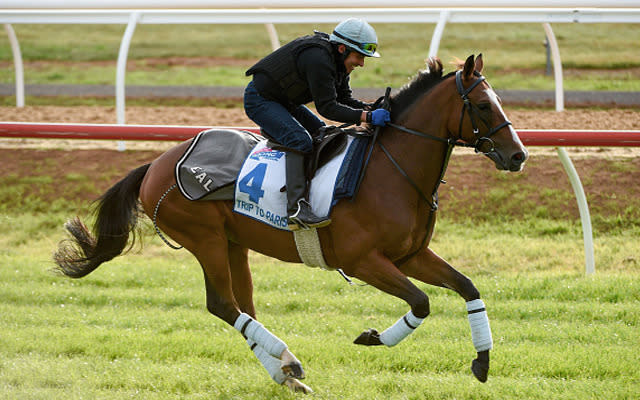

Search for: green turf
xmin=0 ymin=220 xmax=638 ymax=399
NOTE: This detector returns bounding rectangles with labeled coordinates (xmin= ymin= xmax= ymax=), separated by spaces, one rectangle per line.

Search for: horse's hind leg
xmin=226 ymin=242 xmax=311 ymax=393
xmin=228 ymin=242 xmax=255 ymax=318
xmin=400 ymin=247 xmax=492 ymax=383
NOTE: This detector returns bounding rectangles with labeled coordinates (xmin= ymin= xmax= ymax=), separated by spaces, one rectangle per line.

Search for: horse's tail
xmin=53 ymin=163 xmax=151 ymax=278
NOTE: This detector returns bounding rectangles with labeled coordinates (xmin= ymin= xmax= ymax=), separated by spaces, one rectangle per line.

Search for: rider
xmin=244 ymin=18 xmax=390 ymax=231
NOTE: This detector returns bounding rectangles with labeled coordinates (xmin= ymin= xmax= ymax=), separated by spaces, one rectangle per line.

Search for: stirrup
xmin=287 ymin=216 xmax=331 ymax=231
xmin=287 ymin=201 xmax=331 ymax=231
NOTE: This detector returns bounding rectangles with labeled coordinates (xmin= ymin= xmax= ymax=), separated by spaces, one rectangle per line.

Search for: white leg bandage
xmin=379 ymin=310 xmax=425 ymax=347
xmin=234 ymin=313 xmax=287 ymax=358
xmin=247 ymin=339 xmax=286 ymax=384
xmin=466 ymin=299 xmax=493 ymax=352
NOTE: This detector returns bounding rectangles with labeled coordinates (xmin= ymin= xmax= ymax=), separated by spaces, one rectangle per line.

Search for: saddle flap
xmin=308 ymin=126 xmax=349 ymax=179
xmin=308 ymin=125 xmax=372 ymax=179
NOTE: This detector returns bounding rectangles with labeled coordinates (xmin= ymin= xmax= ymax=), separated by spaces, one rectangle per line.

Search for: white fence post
xmin=264 ymin=23 xmax=280 ymax=50
xmin=115 ymin=11 xmax=141 ymax=151
xmin=557 ymin=148 xmax=596 ymax=274
xmin=428 ymin=10 xmax=449 ymax=58
xmin=543 ymin=22 xmax=596 ymax=274
xmin=4 ymin=23 xmax=24 ymax=107
xmin=542 ymin=23 xmax=564 ymax=112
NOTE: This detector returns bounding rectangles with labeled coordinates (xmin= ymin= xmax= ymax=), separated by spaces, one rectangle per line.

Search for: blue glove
xmin=369 ymin=109 xmax=390 ymax=126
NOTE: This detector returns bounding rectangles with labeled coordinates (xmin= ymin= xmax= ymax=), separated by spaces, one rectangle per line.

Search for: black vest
xmin=246 ymin=32 xmax=338 ymax=104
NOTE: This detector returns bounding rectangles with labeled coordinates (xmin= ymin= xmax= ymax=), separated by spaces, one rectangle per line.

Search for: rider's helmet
xmin=329 ymin=18 xmax=380 ymax=58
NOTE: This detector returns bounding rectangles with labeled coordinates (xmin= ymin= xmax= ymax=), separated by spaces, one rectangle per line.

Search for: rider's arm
xmin=299 ymin=47 xmax=363 ymax=124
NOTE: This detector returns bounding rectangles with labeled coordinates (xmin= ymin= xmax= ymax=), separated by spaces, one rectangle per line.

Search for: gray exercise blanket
xmin=175 ymin=129 xmax=261 ymax=201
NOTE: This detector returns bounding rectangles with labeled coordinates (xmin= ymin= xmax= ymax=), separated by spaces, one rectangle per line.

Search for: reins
xmin=352 ymin=87 xmax=392 ymax=198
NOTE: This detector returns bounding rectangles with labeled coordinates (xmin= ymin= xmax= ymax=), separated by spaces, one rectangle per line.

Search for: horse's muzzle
xmin=486 ymin=148 xmax=528 ymax=172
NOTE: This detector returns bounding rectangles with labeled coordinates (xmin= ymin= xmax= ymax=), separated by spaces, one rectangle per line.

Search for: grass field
xmin=1 ymin=219 xmax=638 ymax=399
xmin=1 ymin=23 xmax=640 ymax=91
xmin=1 ymin=151 xmax=639 ymax=399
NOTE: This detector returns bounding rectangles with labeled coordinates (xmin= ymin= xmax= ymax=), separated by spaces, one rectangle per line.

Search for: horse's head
xmin=449 ymin=54 xmax=528 ymax=171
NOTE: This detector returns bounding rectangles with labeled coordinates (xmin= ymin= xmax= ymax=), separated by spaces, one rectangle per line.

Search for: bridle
xmin=455 ymin=70 xmax=512 ymax=154
xmin=381 ymin=69 xmax=512 ymax=212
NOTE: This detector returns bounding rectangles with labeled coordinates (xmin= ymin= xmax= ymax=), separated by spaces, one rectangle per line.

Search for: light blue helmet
xmin=329 ymin=18 xmax=380 ymax=58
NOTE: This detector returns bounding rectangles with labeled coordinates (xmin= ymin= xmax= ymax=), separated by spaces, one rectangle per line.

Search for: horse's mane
xmin=390 ymin=57 xmax=457 ymax=118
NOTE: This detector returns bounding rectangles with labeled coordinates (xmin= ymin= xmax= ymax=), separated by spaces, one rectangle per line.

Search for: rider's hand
xmin=367 ymin=109 xmax=390 ymax=127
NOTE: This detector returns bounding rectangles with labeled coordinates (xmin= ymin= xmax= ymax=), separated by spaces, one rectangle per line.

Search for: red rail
xmin=0 ymin=122 xmax=258 ymax=141
xmin=519 ymin=129 xmax=640 ymax=147
xmin=1 ymin=122 xmax=640 ymax=146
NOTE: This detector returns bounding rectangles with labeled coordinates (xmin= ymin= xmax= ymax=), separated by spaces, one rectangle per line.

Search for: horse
xmin=53 ymin=54 xmax=528 ymax=393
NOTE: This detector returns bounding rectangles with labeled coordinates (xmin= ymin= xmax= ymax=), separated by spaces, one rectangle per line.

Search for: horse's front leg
xmin=400 ymin=247 xmax=493 ymax=383
xmin=346 ymin=250 xmax=430 ymax=347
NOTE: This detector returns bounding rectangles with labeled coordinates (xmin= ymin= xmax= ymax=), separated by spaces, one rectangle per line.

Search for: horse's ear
xmin=463 ymin=55 xmax=475 ymax=79
xmin=475 ymin=53 xmax=484 ymax=74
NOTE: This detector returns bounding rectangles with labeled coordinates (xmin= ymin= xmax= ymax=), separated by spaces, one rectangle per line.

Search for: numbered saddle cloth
xmin=234 ymin=135 xmax=367 ymax=231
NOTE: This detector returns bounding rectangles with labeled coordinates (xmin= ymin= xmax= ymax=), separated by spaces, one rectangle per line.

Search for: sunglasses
xmin=332 ymin=30 xmax=377 ymax=55
xmin=360 ymin=43 xmax=377 ymax=54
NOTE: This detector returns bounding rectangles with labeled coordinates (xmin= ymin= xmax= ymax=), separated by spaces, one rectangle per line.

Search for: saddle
xmin=261 ymin=125 xmax=372 ymax=180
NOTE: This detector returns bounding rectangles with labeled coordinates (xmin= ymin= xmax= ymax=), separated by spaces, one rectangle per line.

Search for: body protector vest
xmin=246 ymin=32 xmax=339 ymax=105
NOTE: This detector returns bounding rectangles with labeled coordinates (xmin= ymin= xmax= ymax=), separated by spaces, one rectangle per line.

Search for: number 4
xmin=238 ymin=163 xmax=267 ymax=203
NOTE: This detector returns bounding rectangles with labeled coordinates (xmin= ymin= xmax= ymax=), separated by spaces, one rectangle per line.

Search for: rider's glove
xmin=367 ymin=109 xmax=390 ymax=127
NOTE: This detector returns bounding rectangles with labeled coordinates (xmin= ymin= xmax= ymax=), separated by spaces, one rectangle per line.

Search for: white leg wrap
xmin=234 ymin=313 xmax=287 ymax=358
xmin=247 ymin=339 xmax=287 ymax=384
xmin=466 ymin=299 xmax=493 ymax=352
xmin=379 ymin=310 xmax=425 ymax=347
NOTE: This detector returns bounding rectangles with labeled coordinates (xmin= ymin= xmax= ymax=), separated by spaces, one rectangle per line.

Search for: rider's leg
xmin=244 ymin=82 xmax=330 ymax=230
xmin=290 ymin=104 xmax=325 ymax=138
xmin=285 ymin=152 xmax=331 ymax=230
xmin=244 ymin=81 xmax=314 ymax=153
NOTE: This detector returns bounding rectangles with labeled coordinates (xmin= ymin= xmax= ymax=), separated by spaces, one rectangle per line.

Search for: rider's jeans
xmin=244 ymin=80 xmax=325 ymax=154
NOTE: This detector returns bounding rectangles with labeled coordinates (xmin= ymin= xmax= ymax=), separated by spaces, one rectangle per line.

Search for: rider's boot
xmin=285 ymin=152 xmax=331 ymax=231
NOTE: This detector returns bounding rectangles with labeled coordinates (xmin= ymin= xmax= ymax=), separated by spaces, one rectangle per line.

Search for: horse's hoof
xmin=471 ymin=358 xmax=489 ymax=383
xmin=354 ymin=328 xmax=383 ymax=346
xmin=282 ymin=361 xmax=305 ymax=379
xmin=283 ymin=378 xmax=313 ymax=394
xmin=280 ymin=349 xmax=305 ymax=379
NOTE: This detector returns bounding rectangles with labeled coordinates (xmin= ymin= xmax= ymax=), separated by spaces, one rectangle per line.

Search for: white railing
xmin=2 ymin=7 xmax=640 ymax=120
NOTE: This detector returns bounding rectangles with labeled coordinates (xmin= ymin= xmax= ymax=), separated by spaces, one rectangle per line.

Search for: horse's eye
xmin=478 ymin=103 xmax=491 ymax=112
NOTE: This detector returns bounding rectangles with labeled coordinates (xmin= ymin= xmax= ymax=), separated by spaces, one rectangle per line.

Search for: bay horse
xmin=54 ymin=54 xmax=528 ymax=393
